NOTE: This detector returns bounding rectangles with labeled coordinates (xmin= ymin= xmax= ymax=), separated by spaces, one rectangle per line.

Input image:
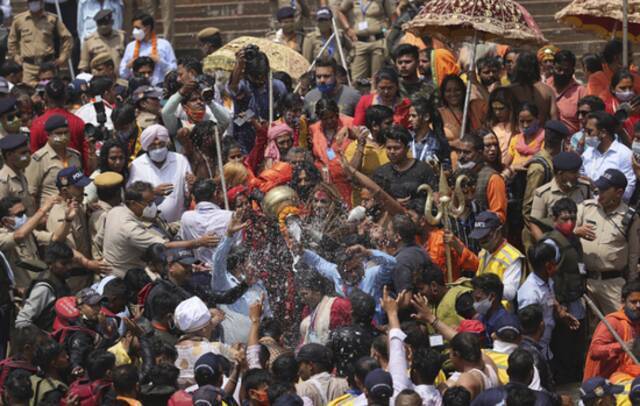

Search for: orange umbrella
xmin=555 ymin=0 xmax=640 ymax=42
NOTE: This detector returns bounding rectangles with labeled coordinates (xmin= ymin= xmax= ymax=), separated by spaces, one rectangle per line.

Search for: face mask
xmin=473 ymin=297 xmax=492 ymax=316
xmin=97 ymin=24 xmax=112 ymax=36
xmin=186 ymin=106 xmax=205 ymax=123
xmin=142 ymin=202 xmax=158 ymax=219
xmin=625 ymin=306 xmax=640 ymax=322
xmin=318 ymin=81 xmax=336 ymax=94
xmin=28 ymin=1 xmax=42 ymax=12
xmin=16 ymin=154 xmax=30 ymax=168
xmin=13 ymin=214 xmax=27 ymax=230
xmin=584 ymin=135 xmax=601 ymax=149
xmin=556 ymin=221 xmax=575 ymax=236
xmin=132 ymin=27 xmax=145 ymax=41
xmin=148 ymin=147 xmax=168 ymax=162
xmin=632 ymin=141 xmax=640 ymax=156
xmin=457 ymin=160 xmax=476 ymax=170
xmin=253 ymin=390 xmax=269 ymax=406
xmin=3 ymin=116 xmax=21 ymax=133
xmin=522 ymin=121 xmax=539 ymax=137
xmin=615 ymin=89 xmax=635 ymax=102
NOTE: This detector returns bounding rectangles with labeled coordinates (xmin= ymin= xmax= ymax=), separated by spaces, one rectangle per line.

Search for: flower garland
xmin=133 ymin=31 xmax=158 ymax=59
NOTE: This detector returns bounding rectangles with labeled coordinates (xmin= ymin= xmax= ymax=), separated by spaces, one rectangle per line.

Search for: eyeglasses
xmin=577 ymin=110 xmax=591 ymax=117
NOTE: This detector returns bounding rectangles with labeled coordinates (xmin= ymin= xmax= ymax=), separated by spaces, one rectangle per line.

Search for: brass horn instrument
xmin=418 ymin=168 xmax=468 ymax=283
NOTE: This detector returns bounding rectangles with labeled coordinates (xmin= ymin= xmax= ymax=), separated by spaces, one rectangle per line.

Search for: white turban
xmin=140 ymin=124 xmax=170 ymax=151
xmin=174 ymin=296 xmax=211 ymax=333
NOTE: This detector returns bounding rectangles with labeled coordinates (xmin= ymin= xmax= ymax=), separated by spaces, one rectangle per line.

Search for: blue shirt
xmin=77 ymin=0 xmax=123 ymax=40
xmin=226 ymin=79 xmax=286 ymax=153
xmin=480 ymin=305 xmax=510 ymax=347
xmin=471 ymin=382 xmax=556 ymax=406
xmin=301 ymin=248 xmax=396 ymax=321
xmin=581 ymin=139 xmax=636 ymax=201
xmin=211 ymin=234 xmax=272 ymax=317
xmin=517 ymin=272 xmax=555 ymax=359
xmin=119 ymin=37 xmax=177 ymax=86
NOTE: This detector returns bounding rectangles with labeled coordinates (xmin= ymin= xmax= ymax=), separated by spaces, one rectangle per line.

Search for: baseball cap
xmin=195 ymin=352 xmax=226 ymax=377
xmin=166 ymin=248 xmax=198 ymax=266
xmin=56 ymin=166 xmax=92 ymax=189
xmin=493 ymin=312 xmax=521 ymax=338
xmin=53 ymin=296 xmax=80 ymax=330
xmin=192 ymin=385 xmax=226 ymax=405
xmin=594 ymin=168 xmax=628 ymax=191
xmin=580 ymin=377 xmax=624 ymax=401
xmin=276 ymin=6 xmax=295 ymax=20
xmin=132 ymin=85 xmax=163 ymax=104
xmin=364 ymin=368 xmax=393 ymax=399
xmin=316 ymin=6 xmax=333 ymax=20
xmin=76 ymin=288 xmax=104 ymax=306
xmin=469 ymin=211 xmax=502 ymax=240
xmin=544 ymin=119 xmax=570 ymax=137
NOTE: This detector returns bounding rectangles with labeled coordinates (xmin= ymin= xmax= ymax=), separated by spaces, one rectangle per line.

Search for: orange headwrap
xmin=432 ymin=48 xmax=461 ymax=88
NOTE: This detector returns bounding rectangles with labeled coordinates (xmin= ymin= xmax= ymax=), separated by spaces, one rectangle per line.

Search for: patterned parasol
xmin=203 ymin=36 xmax=310 ymax=80
xmin=555 ymin=0 xmax=640 ymax=42
xmin=404 ymin=0 xmax=546 ymax=44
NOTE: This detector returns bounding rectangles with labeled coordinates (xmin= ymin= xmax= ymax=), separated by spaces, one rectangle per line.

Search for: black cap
xmin=194 ymin=352 xmax=226 ymax=376
xmin=45 ymin=115 xmax=68 ymax=133
xmin=93 ymin=9 xmax=113 ymax=23
xmin=594 ymin=168 xmax=627 ymax=190
xmin=166 ymin=248 xmax=198 ymax=266
xmin=364 ymin=369 xmax=394 ymax=399
xmin=580 ymin=377 xmax=624 ymax=401
xmin=493 ymin=312 xmax=521 ymax=338
xmin=296 ymin=343 xmax=332 ymax=365
xmin=544 ymin=119 xmax=570 ymax=137
xmin=56 ymin=166 xmax=92 ymax=188
xmin=0 ymin=96 xmax=17 ymax=116
xmin=276 ymin=6 xmax=295 ymax=20
xmin=469 ymin=211 xmax=502 ymax=240
xmin=0 ymin=134 xmax=27 ymax=151
xmin=192 ymin=385 xmax=226 ymax=404
xmin=552 ymin=151 xmax=582 ymax=171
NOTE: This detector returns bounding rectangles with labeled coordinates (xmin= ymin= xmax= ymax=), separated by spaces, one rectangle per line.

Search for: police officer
xmin=266 ymin=7 xmax=305 ymax=53
xmin=89 ymin=171 xmax=123 ymax=259
xmin=196 ymin=28 xmax=223 ymax=57
xmin=0 ymin=96 xmax=21 ymax=138
xmin=575 ymin=168 xmax=640 ymax=315
xmin=25 ymin=115 xmax=83 ymax=208
xmin=269 ymin=0 xmax=309 ymax=31
xmin=89 ymin=52 xmax=116 ymax=80
xmin=79 ymin=9 xmax=126 ymax=74
xmin=530 ymin=151 xmax=592 ymax=230
xmin=0 ymin=134 xmax=35 ymax=216
xmin=302 ymin=7 xmax=351 ymax=64
xmin=338 ymin=0 xmax=394 ymax=80
xmin=7 ymin=0 xmax=73 ymax=85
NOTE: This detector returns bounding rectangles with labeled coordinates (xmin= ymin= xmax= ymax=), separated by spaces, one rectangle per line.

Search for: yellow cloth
xmin=483 ymin=349 xmax=510 ymax=384
xmin=343 ymin=140 xmax=389 ymax=176
xmin=108 ymin=341 xmax=132 ymax=366
xmin=508 ymin=134 xmax=545 ymax=167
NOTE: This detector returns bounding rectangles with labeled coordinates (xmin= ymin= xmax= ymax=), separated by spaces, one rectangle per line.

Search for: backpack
xmin=0 ymin=358 xmax=37 ymax=398
xmin=61 ymin=378 xmax=112 ymax=406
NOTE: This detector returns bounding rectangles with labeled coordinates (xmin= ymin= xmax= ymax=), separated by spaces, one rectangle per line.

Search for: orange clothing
xmin=250 ymin=161 xmax=293 ymax=193
xmin=432 ymin=48 xmax=460 ymax=88
xmin=587 ymin=64 xmax=640 ymax=99
xmin=309 ymin=115 xmax=354 ymax=205
xmin=426 ymin=228 xmax=479 ymax=281
xmin=584 ymin=309 xmax=640 ymax=381
xmin=487 ymin=173 xmax=507 ymax=223
xmin=611 ymin=364 xmax=640 ymax=383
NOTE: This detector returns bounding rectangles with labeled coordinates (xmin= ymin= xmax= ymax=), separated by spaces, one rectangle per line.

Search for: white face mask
xmin=457 ymin=160 xmax=477 ymax=170
xmin=27 ymin=1 xmax=42 ymax=13
xmin=13 ymin=214 xmax=27 ymax=230
xmin=584 ymin=136 xmax=601 ymax=149
xmin=473 ymin=297 xmax=493 ymax=315
xmin=148 ymin=147 xmax=168 ymax=162
xmin=142 ymin=202 xmax=158 ymax=219
xmin=132 ymin=27 xmax=145 ymax=41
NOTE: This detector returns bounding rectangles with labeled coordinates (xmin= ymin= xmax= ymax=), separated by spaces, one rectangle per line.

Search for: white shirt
xmin=127 ymin=152 xmax=192 ymax=223
xmin=74 ymin=101 xmax=114 ymax=130
xmin=119 ymin=37 xmax=177 ymax=86
xmin=179 ymin=201 xmax=233 ymax=264
xmin=581 ymin=139 xmax=636 ymax=201
xmin=517 ymin=272 xmax=556 ymax=360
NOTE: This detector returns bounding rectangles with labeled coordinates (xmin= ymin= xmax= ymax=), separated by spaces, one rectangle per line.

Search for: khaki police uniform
xmin=340 ymin=0 xmax=394 ymax=80
xmin=102 ymin=205 xmax=168 ymax=278
xmin=0 ymin=164 xmax=36 ymax=216
xmin=269 ymin=0 xmax=309 ymax=30
xmin=89 ymin=200 xmax=112 ymax=259
xmin=78 ymin=29 xmax=126 ymax=72
xmin=25 ymin=143 xmax=82 ymax=209
xmin=7 ymin=11 xmax=73 ymax=85
xmin=577 ymin=199 xmax=640 ymax=315
xmin=302 ymin=28 xmax=352 ymax=64
xmin=266 ymin=29 xmax=305 ymax=53
xmin=530 ymin=178 xmax=592 ymax=224
xmin=0 ymin=226 xmax=52 ymax=289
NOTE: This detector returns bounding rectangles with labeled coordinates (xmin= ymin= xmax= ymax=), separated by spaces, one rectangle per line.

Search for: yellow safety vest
xmin=482 ymin=349 xmax=510 ymax=385
xmin=477 ymin=241 xmax=525 ymax=309
xmin=327 ymin=394 xmax=357 ymax=406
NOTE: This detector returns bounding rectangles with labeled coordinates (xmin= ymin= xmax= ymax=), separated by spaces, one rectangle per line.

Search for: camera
xmin=86 ymin=96 xmax=110 ymax=142
xmin=243 ymin=44 xmax=260 ymax=61
xmin=196 ymin=74 xmax=216 ymax=101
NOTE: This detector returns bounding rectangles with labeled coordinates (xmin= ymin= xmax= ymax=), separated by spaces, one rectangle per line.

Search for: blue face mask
xmin=522 ymin=121 xmax=539 ymax=137
xmin=318 ymin=82 xmax=336 ymax=94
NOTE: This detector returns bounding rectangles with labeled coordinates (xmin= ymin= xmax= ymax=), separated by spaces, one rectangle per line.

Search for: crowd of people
xmin=1 ymin=0 xmax=640 ymax=405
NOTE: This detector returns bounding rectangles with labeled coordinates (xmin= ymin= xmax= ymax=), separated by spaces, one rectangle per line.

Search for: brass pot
xmin=262 ymin=186 xmax=300 ymax=218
